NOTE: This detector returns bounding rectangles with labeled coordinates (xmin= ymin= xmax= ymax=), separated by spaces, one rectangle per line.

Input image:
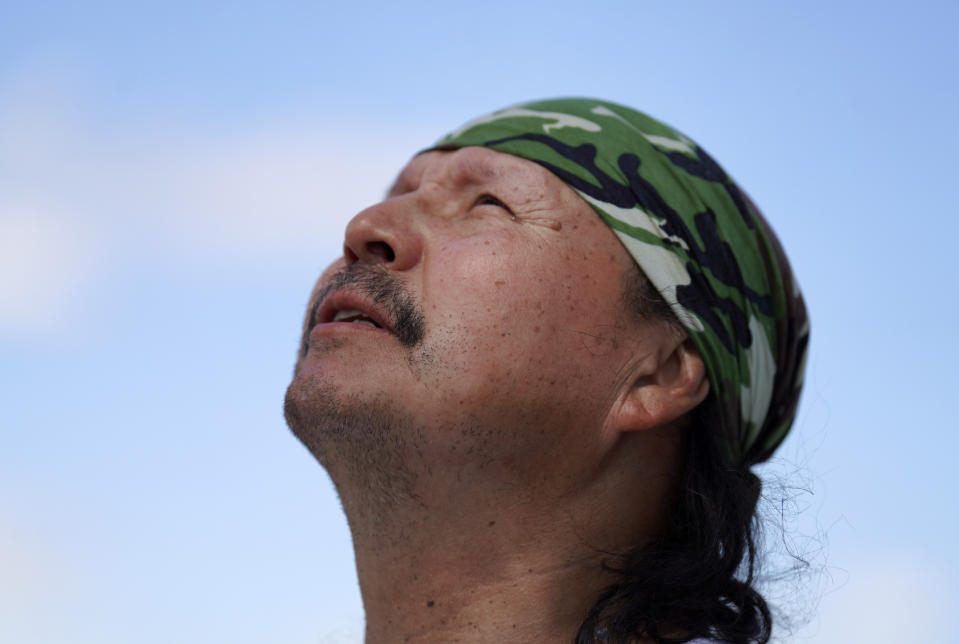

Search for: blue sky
xmin=2 ymin=2 xmax=957 ymax=642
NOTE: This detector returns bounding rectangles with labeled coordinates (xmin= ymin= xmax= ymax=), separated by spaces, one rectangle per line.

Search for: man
xmin=284 ymin=98 xmax=809 ymax=643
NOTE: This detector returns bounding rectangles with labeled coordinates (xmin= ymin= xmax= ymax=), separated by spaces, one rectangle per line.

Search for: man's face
xmin=285 ymin=147 xmax=658 ymax=512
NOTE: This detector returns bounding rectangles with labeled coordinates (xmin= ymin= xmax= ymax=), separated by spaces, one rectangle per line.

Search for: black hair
xmin=575 ymin=267 xmax=773 ymax=644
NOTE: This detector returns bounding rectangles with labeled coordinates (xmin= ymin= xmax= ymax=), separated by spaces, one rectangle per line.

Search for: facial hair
xmin=284 ymin=264 xmax=429 ymax=533
xmin=297 ymin=263 xmax=425 ymax=367
xmin=284 ymin=381 xmax=426 ymax=534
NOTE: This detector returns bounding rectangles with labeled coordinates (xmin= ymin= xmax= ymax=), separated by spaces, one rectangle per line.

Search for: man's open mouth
xmin=305 ymin=264 xmax=425 ymax=349
xmin=331 ymin=309 xmax=384 ymax=328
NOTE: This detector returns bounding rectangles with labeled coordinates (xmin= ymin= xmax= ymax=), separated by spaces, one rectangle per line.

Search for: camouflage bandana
xmin=427 ymin=98 xmax=809 ymax=466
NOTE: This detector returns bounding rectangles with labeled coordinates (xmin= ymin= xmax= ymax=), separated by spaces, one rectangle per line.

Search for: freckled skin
xmin=288 ymin=148 xmax=645 ymax=494
xmin=284 ymin=147 xmax=692 ymax=643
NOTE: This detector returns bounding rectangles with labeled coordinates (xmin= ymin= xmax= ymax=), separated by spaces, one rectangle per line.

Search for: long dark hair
xmin=576 ymin=268 xmax=773 ymax=644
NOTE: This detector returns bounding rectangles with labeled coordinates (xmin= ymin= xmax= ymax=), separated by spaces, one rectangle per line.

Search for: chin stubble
xmin=283 ymin=377 xmax=426 ymax=531
xmin=285 ymin=264 xmax=435 ymax=533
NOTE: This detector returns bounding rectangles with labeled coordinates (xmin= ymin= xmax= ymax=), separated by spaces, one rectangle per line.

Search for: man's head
xmin=285 ymin=145 xmax=708 ymax=540
xmin=283 ymin=98 xmax=809 ymax=642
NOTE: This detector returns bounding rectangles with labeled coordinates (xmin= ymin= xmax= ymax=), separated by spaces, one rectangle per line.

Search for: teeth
xmin=333 ymin=309 xmax=364 ymax=322
xmin=332 ymin=309 xmax=380 ymax=327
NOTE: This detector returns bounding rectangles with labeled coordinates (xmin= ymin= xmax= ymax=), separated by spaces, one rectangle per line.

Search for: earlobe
xmin=612 ymin=339 xmax=710 ymax=434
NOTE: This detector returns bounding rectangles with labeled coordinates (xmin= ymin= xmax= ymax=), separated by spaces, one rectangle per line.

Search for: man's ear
xmin=611 ymin=338 xmax=710 ymax=433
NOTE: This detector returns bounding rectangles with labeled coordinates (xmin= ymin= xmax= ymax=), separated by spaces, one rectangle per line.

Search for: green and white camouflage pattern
xmin=429 ymin=98 xmax=809 ymax=466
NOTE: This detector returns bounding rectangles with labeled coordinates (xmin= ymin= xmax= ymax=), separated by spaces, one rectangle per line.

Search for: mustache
xmin=306 ymin=263 xmax=425 ymax=350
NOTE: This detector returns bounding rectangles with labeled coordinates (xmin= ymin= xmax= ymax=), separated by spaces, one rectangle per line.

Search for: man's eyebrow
xmin=384 ymin=151 xmax=502 ymax=199
xmin=452 ymin=154 xmax=500 ymax=185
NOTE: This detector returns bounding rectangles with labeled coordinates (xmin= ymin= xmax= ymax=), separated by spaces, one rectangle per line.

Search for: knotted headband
xmin=428 ymin=98 xmax=809 ymax=466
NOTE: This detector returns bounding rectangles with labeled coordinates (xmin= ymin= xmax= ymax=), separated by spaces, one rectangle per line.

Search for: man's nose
xmin=342 ymin=198 xmax=423 ymax=271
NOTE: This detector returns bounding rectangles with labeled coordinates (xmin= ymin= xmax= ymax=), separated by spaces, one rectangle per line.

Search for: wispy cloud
xmin=0 ymin=64 xmax=431 ymax=338
xmin=0 ymin=204 xmax=100 ymax=336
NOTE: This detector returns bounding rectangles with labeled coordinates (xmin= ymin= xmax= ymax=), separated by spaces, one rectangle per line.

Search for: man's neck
xmin=354 ymin=512 xmax=613 ymax=643
xmin=335 ymin=425 xmax=684 ymax=643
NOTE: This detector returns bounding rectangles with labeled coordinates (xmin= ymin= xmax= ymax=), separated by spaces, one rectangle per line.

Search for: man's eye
xmin=474 ymin=194 xmax=516 ymax=218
